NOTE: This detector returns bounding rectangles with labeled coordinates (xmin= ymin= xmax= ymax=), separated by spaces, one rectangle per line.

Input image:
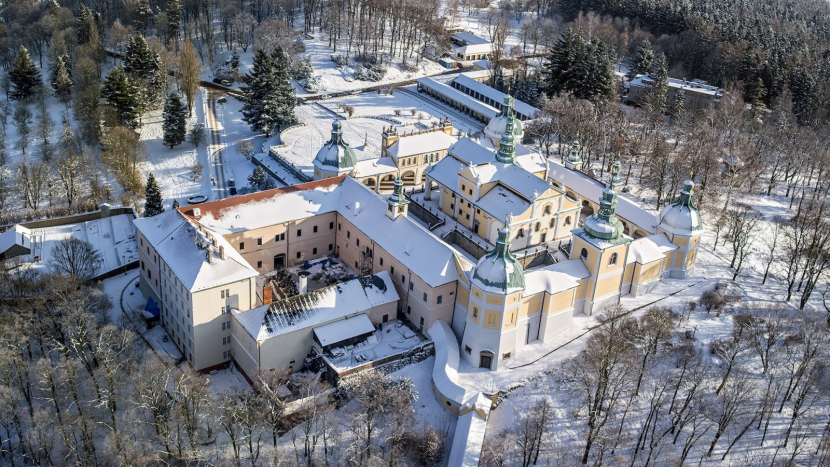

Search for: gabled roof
xmin=134 ymin=210 xmax=258 ymax=293
xmin=626 ymin=234 xmax=677 ymax=264
xmin=524 ymin=259 xmax=591 ymax=296
xmin=453 ymin=75 xmax=538 ymax=118
xmin=387 ymin=131 xmax=457 ymax=159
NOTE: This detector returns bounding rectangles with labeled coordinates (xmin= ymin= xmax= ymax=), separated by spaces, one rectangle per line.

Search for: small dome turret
xmin=314 ymin=119 xmax=357 ymax=172
xmin=658 ymin=180 xmax=703 ymax=235
xmin=484 ymin=95 xmax=524 ymax=145
xmin=583 ymin=187 xmax=626 ymax=241
xmin=471 ymin=223 xmax=525 ymax=294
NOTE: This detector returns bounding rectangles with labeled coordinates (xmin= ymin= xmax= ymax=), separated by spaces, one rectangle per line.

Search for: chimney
xmin=193 ymin=207 xmax=201 ymax=218
xmin=99 ymin=203 xmax=112 ymax=218
xmin=353 ymin=202 xmax=361 ymax=216
xmin=298 ymin=271 xmax=310 ymax=294
xmin=219 ymin=245 xmax=225 ymax=260
xmin=206 ymin=246 xmax=213 ymax=264
xmin=263 ymin=284 xmax=273 ymax=305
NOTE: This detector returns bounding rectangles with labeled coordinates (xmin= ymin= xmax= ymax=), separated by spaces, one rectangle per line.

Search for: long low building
xmin=416 ymin=77 xmax=498 ymax=123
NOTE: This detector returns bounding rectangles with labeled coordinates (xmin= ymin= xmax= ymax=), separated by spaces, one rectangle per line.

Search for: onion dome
xmin=566 ymin=140 xmax=581 ymax=165
xmin=584 ymin=187 xmax=625 ymax=241
xmin=471 ymin=224 xmax=525 ymax=294
xmin=484 ymin=95 xmax=524 ymax=143
xmin=658 ymin=180 xmax=703 ymax=235
xmin=314 ymin=120 xmax=357 ymax=170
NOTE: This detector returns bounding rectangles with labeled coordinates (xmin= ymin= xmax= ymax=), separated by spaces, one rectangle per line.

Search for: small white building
xmin=230 ymin=271 xmax=399 ymax=381
xmin=450 ymin=32 xmax=493 ymax=62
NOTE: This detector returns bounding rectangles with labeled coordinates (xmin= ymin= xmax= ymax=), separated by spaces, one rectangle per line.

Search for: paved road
xmin=205 ymin=89 xmax=229 ymax=199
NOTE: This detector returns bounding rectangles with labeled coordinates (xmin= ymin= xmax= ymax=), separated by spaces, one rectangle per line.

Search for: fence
xmin=267 ymin=149 xmax=313 ymax=183
xmin=516 ymin=248 xmax=557 ymax=269
xmin=441 ymin=228 xmax=487 ymax=259
xmin=404 ymin=193 xmax=445 ymax=230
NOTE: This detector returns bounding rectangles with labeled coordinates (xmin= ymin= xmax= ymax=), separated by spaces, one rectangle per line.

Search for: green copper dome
xmin=314 ymin=119 xmax=357 ymax=169
xmin=472 ymin=224 xmax=525 ymax=294
xmin=484 ymin=94 xmax=524 ymax=143
xmin=583 ymin=188 xmax=626 ymax=241
xmin=658 ymin=180 xmax=703 ymax=235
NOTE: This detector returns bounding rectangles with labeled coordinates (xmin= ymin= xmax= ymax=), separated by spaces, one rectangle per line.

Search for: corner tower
xmin=460 ymin=223 xmax=526 ymax=371
xmin=657 ymin=180 xmax=702 ymax=278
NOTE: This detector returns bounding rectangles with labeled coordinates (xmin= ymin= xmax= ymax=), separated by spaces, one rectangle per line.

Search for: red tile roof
xmin=178 ymin=176 xmax=346 ymax=222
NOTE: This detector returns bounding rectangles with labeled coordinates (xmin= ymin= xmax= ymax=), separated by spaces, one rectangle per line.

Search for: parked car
xmin=229 ymin=187 xmax=237 ymax=195
xmin=212 ymin=77 xmax=223 ymax=84
xmin=220 ymin=80 xmax=232 ymax=86
xmin=217 ymin=96 xmax=227 ymax=104
xmin=228 ymin=179 xmax=235 ymax=187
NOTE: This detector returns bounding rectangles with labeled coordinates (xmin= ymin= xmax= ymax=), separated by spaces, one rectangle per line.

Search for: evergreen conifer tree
xmin=9 ymin=46 xmax=42 ymax=101
xmin=241 ymin=47 xmax=296 ymax=137
xmin=125 ymin=35 xmax=164 ymax=111
xmin=172 ymin=198 xmax=179 ymax=209
xmin=248 ymin=166 xmax=276 ymax=191
xmin=167 ymin=0 xmax=181 ymax=45
xmin=51 ymin=55 xmax=73 ymax=100
xmin=144 ymin=173 xmax=164 ymax=216
xmin=231 ymin=50 xmax=240 ymax=70
xmin=76 ymin=5 xmax=93 ymax=44
xmin=162 ymin=93 xmax=188 ymax=148
xmin=136 ymin=0 xmax=154 ymax=35
xmin=543 ymin=27 xmax=582 ymax=97
xmin=628 ymin=39 xmax=654 ymax=80
xmin=101 ymin=66 xmax=140 ymax=128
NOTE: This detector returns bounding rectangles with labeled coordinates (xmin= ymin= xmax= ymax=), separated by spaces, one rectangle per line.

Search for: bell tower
xmin=386 ymin=174 xmax=409 ymax=220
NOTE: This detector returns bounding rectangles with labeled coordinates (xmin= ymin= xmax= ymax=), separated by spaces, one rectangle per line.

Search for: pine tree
xmin=747 ymin=77 xmax=768 ymax=119
xmin=9 ymin=46 xmax=42 ymax=101
xmin=241 ymin=47 xmax=296 ymax=137
xmin=543 ymin=27 xmax=582 ymax=97
xmin=167 ymin=0 xmax=181 ymax=45
xmin=51 ymin=55 xmax=73 ymax=100
xmin=162 ymin=93 xmax=188 ymax=148
xmin=231 ymin=49 xmax=240 ymax=71
xmin=125 ymin=35 xmax=164 ymax=111
xmin=248 ymin=166 xmax=276 ymax=191
xmin=76 ymin=5 xmax=94 ymax=45
xmin=101 ymin=66 xmax=140 ymax=128
xmin=136 ymin=0 xmax=154 ymax=35
xmin=172 ymin=198 xmax=179 ymax=209
xmin=628 ymin=39 xmax=654 ymax=80
xmin=144 ymin=173 xmax=164 ymax=216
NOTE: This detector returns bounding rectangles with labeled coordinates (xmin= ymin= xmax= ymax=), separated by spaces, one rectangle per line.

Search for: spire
xmin=388 ymin=173 xmax=408 ymax=205
xmin=495 ymin=117 xmax=517 ymax=163
xmin=471 ymin=221 xmax=526 ymax=293
xmin=330 ymin=119 xmax=342 ymax=144
xmin=675 ymin=180 xmax=696 ymax=208
xmin=567 ymin=140 xmax=581 ymax=165
xmin=583 ymin=186 xmax=626 ymax=241
xmin=608 ymin=156 xmax=622 ymax=191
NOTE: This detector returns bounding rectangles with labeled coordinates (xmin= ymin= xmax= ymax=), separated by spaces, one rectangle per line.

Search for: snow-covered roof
xmin=524 ymin=259 xmax=591 ymax=296
xmin=547 ymin=159 xmax=658 ymax=233
xmin=447 ymin=138 xmax=548 ymax=175
xmin=416 ymin=78 xmax=498 ymax=119
xmin=448 ymin=411 xmax=487 ymax=467
xmin=426 ymin=320 xmax=487 ymax=408
xmin=451 ymin=32 xmax=491 ymax=46
xmin=626 ymin=234 xmax=677 ymax=264
xmin=450 ymin=32 xmax=493 ymax=55
xmin=313 ymin=313 xmax=375 ymax=347
xmin=0 ymin=225 xmax=31 ymax=259
xmin=23 ymin=214 xmax=139 ymax=275
xmin=476 ymin=185 xmax=530 ymax=223
xmin=180 ymin=177 xmax=472 ymax=287
xmin=629 ymin=74 xmax=722 ymax=98
xmin=453 ymin=75 xmax=538 ymax=118
xmin=135 ymin=213 xmax=258 ymax=292
xmin=353 ymin=157 xmax=398 ymax=178
xmin=657 ymin=181 xmax=703 ymax=236
xmin=386 ymin=130 xmax=457 ymax=159
xmin=233 ymin=271 xmax=398 ymax=341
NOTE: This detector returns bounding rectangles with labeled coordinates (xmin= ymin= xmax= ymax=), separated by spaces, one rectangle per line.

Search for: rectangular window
xmin=226 ymin=289 xmax=230 ymax=297
xmin=437 ymin=295 xmax=443 ymax=304
xmin=407 ymin=306 xmax=411 ymax=314
xmin=347 ymin=231 xmax=351 ymax=239
xmin=222 ymin=322 xmax=226 ymax=330
xmin=465 ymin=345 xmax=472 ymax=354
xmin=329 ymin=244 xmax=333 ymax=251
xmin=297 ymin=229 xmax=302 ymax=237
xmin=313 ymin=247 xmax=317 ymax=255
xmin=473 ymin=307 xmax=479 ymax=319
xmin=239 ymin=242 xmax=244 ymax=250
xmin=423 ymin=292 xmax=427 ymax=302
xmin=391 ymin=266 xmax=395 ymax=275
xmin=221 ymin=290 xmax=225 ymax=299
xmin=420 ymin=317 xmax=424 ymax=325
xmin=461 ymin=184 xmax=466 ymax=191
xmin=257 ymin=261 xmax=262 ymax=268
xmin=140 ymin=238 xmax=143 ymax=246
xmin=296 ymin=252 xmax=301 ymax=259
xmin=257 ymin=238 xmax=262 ymax=246
xmin=356 ymin=238 xmax=360 ymax=246
xmin=409 ymin=282 xmax=414 ymax=291
xmin=221 ymin=306 xmax=226 ymax=314
xmin=503 ymin=352 xmax=511 ymax=360
xmin=338 ymin=223 xmax=341 ymax=230
xmin=330 ymin=222 xmax=334 ymax=229
xmin=313 ymin=226 xmax=318 ymax=233
xmin=380 ymin=258 xmax=384 ymax=266
xmin=402 ymin=275 xmax=406 ymax=283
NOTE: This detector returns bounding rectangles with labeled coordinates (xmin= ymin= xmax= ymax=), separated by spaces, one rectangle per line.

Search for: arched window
xmin=549 ymin=218 xmax=555 ymax=228
xmin=565 ymin=216 xmax=572 ymax=226
xmin=516 ymin=229 xmax=525 ymax=238
xmin=544 ymin=204 xmax=551 ymax=215
xmin=609 ymin=252 xmax=618 ymax=266
xmin=535 ymin=222 xmax=540 ymax=232
xmin=580 ymin=248 xmax=588 ymax=260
